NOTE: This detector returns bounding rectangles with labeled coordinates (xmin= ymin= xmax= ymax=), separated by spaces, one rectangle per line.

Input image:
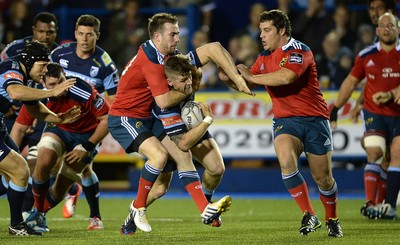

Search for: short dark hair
xmin=164 ymin=54 xmax=192 ymax=78
xmin=148 ymin=13 xmax=178 ymax=38
xmin=259 ymin=9 xmax=292 ymax=37
xmin=76 ymin=14 xmax=100 ymax=33
xmin=368 ymin=0 xmax=395 ymax=12
xmin=33 ymin=12 xmax=58 ymax=27
xmin=45 ymin=62 xmax=64 ymax=79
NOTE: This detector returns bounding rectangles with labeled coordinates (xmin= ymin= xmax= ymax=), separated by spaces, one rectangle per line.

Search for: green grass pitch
xmin=0 ymin=197 xmax=399 ymax=244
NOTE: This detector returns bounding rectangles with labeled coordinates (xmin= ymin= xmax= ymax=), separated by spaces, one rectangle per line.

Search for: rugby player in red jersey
xmin=221 ymin=10 xmax=343 ymax=237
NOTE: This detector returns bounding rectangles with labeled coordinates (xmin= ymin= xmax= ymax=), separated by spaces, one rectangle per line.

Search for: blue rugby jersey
xmin=50 ymin=42 xmax=119 ymax=96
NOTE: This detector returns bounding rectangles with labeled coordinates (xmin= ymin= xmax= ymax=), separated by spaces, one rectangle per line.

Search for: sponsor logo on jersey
xmin=93 ymin=94 xmax=105 ymax=109
xmin=59 ymin=59 xmax=69 ymax=68
xmin=160 ymin=115 xmax=184 ymax=127
xmin=4 ymin=72 xmax=22 ymax=81
xmin=288 ymin=52 xmax=303 ymax=64
xmin=279 ymin=57 xmax=287 ymax=67
xmin=101 ymin=53 xmax=112 ymax=66
xmin=382 ymin=67 xmax=400 ymax=78
xmin=90 ymin=66 xmax=99 ymax=77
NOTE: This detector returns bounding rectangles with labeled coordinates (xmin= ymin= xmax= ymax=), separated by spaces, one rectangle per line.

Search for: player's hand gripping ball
xmin=181 ymin=101 xmax=204 ymax=130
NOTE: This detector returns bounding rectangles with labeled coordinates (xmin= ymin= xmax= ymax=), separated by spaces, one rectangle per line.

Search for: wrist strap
xmin=82 ymin=141 xmax=96 ymax=152
xmin=203 ymin=116 xmax=214 ymax=125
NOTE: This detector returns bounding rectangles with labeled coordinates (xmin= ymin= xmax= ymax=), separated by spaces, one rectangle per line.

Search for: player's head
xmin=259 ymin=9 xmax=292 ymax=51
xmin=19 ymin=41 xmax=50 ymax=81
xmin=376 ymin=12 xmax=399 ymax=45
xmin=148 ymin=13 xmax=179 ymax=55
xmin=74 ymin=15 xmax=100 ymax=55
xmin=32 ymin=12 xmax=58 ymax=49
xmin=368 ymin=0 xmax=395 ymax=26
xmin=43 ymin=62 xmax=66 ymax=89
xmin=165 ymin=54 xmax=199 ymax=94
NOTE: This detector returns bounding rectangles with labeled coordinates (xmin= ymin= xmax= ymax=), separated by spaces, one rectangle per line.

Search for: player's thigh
xmin=192 ymin=138 xmax=225 ymax=174
xmin=1 ymin=150 xmax=30 ymax=184
xmin=139 ymin=136 xmax=168 ymax=167
xmin=274 ymin=134 xmax=303 ymax=170
xmin=160 ymin=136 xmax=193 ymax=170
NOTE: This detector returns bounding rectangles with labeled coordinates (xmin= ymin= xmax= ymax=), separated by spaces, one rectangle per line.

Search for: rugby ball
xmin=181 ymin=101 xmax=204 ymax=130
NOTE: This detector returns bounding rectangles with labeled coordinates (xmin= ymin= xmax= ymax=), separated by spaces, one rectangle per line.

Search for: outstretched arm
xmin=195 ymin=42 xmax=254 ymax=96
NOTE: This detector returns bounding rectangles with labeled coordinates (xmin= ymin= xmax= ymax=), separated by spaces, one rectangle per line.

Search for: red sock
xmin=184 ymin=181 xmax=209 ymax=212
xmin=364 ymin=171 xmax=380 ymax=204
xmin=32 ymin=187 xmax=47 ymax=212
xmin=287 ymin=182 xmax=315 ymax=214
xmin=375 ymin=177 xmax=387 ymax=204
xmin=319 ymin=193 xmax=337 ymax=220
xmin=134 ymin=177 xmax=154 ymax=208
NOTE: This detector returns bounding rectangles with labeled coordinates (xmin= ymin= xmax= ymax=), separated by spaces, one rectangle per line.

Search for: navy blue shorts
xmin=363 ymin=109 xmax=400 ymax=141
xmin=108 ymin=115 xmax=155 ymax=154
xmin=273 ymin=116 xmax=333 ymax=155
xmin=44 ymin=126 xmax=97 ymax=164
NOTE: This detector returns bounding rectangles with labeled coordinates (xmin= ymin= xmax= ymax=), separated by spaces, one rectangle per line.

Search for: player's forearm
xmin=7 ymin=84 xmax=56 ymax=101
xmin=155 ymin=90 xmax=188 ymax=109
xmin=196 ymin=42 xmax=242 ymax=84
xmin=334 ymin=75 xmax=359 ymax=109
xmin=86 ymin=117 xmax=109 ymax=146
xmin=26 ymin=102 xmax=61 ymax=123
xmin=173 ymin=123 xmax=210 ymax=151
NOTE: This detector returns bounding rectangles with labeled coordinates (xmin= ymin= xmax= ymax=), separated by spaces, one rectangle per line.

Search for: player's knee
xmin=364 ymin=135 xmax=386 ymax=164
xmin=58 ymin=162 xmax=83 ymax=182
xmin=37 ymin=136 xmax=63 ymax=158
xmin=206 ymin=162 xmax=225 ymax=176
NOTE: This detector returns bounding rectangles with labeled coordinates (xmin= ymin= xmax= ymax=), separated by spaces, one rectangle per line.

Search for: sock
xmin=375 ymin=168 xmax=387 ymax=204
xmin=22 ymin=182 xmax=34 ymax=212
xmin=67 ymin=183 xmax=80 ymax=196
xmin=134 ymin=161 xmax=162 ymax=208
xmin=179 ymin=171 xmax=209 ymax=212
xmin=8 ymin=181 xmax=28 ymax=227
xmin=32 ymin=178 xmax=50 ymax=213
xmin=82 ymin=173 xmax=101 ymax=219
xmin=43 ymin=190 xmax=61 ymax=213
xmin=364 ymin=163 xmax=381 ymax=204
xmin=0 ymin=175 xmax=9 ymax=196
xmin=282 ymin=169 xmax=315 ymax=214
xmin=319 ymin=180 xmax=338 ymax=221
xmin=202 ymin=187 xmax=215 ymax=203
xmin=384 ymin=167 xmax=400 ymax=208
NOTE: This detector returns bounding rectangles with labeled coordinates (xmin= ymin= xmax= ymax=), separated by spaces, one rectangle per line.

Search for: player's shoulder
xmin=94 ymin=45 xmax=115 ymax=67
xmin=51 ymin=42 xmax=76 ymax=56
xmin=141 ymin=40 xmax=164 ymax=65
xmin=283 ymin=38 xmax=310 ymax=53
xmin=1 ymin=36 xmax=32 ymax=59
xmin=0 ymin=58 xmax=22 ymax=73
xmin=358 ymin=42 xmax=379 ymax=58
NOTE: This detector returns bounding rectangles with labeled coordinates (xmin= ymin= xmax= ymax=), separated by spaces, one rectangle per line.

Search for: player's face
xmin=259 ymin=21 xmax=281 ymax=51
xmin=369 ymin=0 xmax=388 ymax=26
xmin=376 ymin=15 xmax=399 ymax=45
xmin=29 ymin=61 xmax=48 ymax=83
xmin=44 ymin=75 xmax=64 ymax=89
xmin=158 ymin=23 xmax=180 ymax=55
xmin=74 ymin=25 xmax=98 ymax=55
xmin=32 ymin=21 xmax=57 ymax=49
xmin=168 ymin=73 xmax=193 ymax=94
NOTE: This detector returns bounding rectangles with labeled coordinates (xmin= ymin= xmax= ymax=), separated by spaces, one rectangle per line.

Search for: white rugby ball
xmin=181 ymin=101 xmax=203 ymax=130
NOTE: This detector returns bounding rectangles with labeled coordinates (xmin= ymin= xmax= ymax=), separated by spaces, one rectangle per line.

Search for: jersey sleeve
xmin=102 ymin=63 xmax=119 ymax=96
xmin=282 ymin=49 xmax=312 ymax=77
xmin=88 ymin=89 xmax=110 ymax=118
xmin=349 ymin=55 xmax=366 ymax=80
xmin=16 ymin=104 xmax=35 ymax=126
